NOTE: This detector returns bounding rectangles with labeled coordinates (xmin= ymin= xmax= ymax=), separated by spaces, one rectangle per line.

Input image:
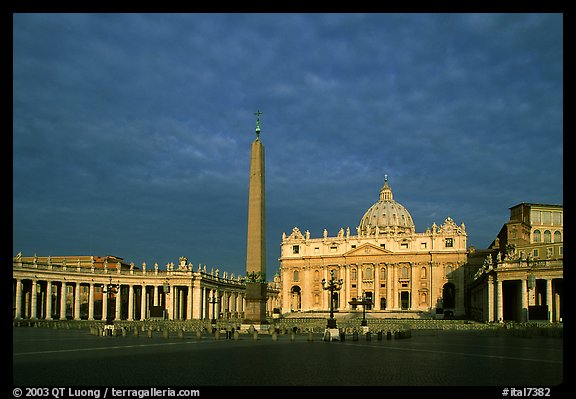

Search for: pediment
xmin=344 ymin=243 xmax=391 ymax=257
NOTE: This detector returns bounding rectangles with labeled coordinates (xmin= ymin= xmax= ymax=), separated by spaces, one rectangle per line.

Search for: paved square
xmin=13 ymin=327 xmax=562 ymax=389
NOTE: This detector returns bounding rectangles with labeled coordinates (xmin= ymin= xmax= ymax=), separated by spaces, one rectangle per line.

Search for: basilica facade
xmin=278 ymin=177 xmax=468 ymax=317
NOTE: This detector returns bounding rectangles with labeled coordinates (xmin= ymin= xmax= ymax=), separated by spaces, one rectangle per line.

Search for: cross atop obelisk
xmin=254 ymin=109 xmax=262 ymax=138
xmin=244 ymin=110 xmax=268 ymax=326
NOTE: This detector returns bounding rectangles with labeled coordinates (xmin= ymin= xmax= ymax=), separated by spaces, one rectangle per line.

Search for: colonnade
xmin=12 ymin=259 xmax=280 ymax=322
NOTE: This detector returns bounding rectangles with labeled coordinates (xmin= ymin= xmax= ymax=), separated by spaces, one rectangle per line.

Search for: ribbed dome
xmin=358 ymin=176 xmax=415 ymax=235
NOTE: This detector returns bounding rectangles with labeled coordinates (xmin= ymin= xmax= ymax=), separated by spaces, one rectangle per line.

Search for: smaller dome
xmin=358 ymin=176 xmax=415 ymax=235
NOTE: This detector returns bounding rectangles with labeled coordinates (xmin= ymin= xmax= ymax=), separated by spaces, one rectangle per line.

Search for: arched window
xmin=293 ymin=270 xmax=299 ymax=282
xmin=401 ymin=267 xmax=408 ymax=278
xmin=554 ymin=230 xmax=562 ymax=243
xmin=544 ymin=230 xmax=552 ymax=243
xmin=351 ymin=269 xmax=357 ymax=281
xmin=445 ymin=265 xmax=453 ymax=277
xmin=421 ymin=267 xmax=427 ymax=279
xmin=533 ymin=230 xmax=541 ymax=243
xmin=314 ymin=270 xmax=319 ymax=281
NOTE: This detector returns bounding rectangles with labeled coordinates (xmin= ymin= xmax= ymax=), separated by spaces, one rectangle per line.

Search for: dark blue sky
xmin=13 ymin=13 xmax=563 ymax=278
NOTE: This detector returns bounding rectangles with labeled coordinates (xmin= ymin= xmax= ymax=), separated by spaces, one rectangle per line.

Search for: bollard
xmin=215 ymin=330 xmax=220 ymax=340
xmin=196 ymin=330 xmax=203 ymax=340
xmin=252 ymin=330 xmax=258 ymax=340
xmin=272 ymin=331 xmax=278 ymax=341
xmin=307 ymin=331 xmax=314 ymax=342
xmin=178 ymin=329 xmax=184 ymax=339
xmin=122 ymin=327 xmax=127 ymax=337
xmin=234 ymin=330 xmax=240 ymax=340
xmin=133 ymin=328 xmax=139 ymax=337
xmin=147 ymin=328 xmax=153 ymax=338
xmin=290 ymin=332 xmax=296 ymax=341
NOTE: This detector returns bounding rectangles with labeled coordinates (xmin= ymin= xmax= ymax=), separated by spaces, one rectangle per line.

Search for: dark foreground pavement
xmin=12 ymin=327 xmax=563 ymax=395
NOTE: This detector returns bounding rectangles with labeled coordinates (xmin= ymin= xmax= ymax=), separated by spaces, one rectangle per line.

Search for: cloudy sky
xmin=13 ymin=13 xmax=563 ymax=278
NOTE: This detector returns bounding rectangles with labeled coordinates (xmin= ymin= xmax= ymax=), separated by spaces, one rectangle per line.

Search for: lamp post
xmin=209 ymin=293 xmax=218 ymax=325
xmin=102 ymin=276 xmax=119 ymax=325
xmin=348 ymin=291 xmax=372 ymax=327
xmin=359 ymin=291 xmax=371 ymax=327
xmin=321 ymin=270 xmax=343 ymax=329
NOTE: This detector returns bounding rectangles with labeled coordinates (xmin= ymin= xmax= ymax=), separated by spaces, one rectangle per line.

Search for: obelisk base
xmin=243 ymin=282 xmax=268 ymax=326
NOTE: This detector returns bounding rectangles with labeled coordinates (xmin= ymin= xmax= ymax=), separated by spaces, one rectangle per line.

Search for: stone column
xmin=59 ymin=283 xmax=67 ymax=320
xmin=187 ymin=284 xmax=193 ymax=320
xmin=487 ymin=275 xmax=494 ymax=322
xmin=153 ymin=285 xmax=159 ymax=306
xmin=392 ymin=264 xmax=398 ymax=309
xmin=357 ymin=265 xmax=363 ymax=301
xmin=128 ymin=285 xmax=134 ymax=321
xmin=521 ymin=278 xmax=528 ymax=322
xmin=496 ymin=278 xmax=503 ymax=322
xmin=102 ymin=284 xmax=108 ymax=321
xmin=386 ymin=264 xmax=391 ymax=310
xmin=115 ymin=286 xmax=122 ymax=320
xmin=14 ymin=279 xmax=23 ymax=319
xmin=179 ymin=287 xmax=185 ymax=320
xmin=31 ymin=280 xmax=38 ymax=319
xmin=88 ymin=283 xmax=95 ymax=320
xmin=46 ymin=281 xmax=53 ymax=320
xmin=374 ymin=264 xmax=380 ymax=310
xmin=546 ymin=279 xmax=553 ymax=321
xmin=74 ymin=283 xmax=81 ymax=320
xmin=141 ymin=285 xmax=147 ymax=321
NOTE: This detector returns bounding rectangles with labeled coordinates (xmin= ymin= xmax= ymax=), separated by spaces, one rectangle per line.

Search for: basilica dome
xmin=358 ymin=176 xmax=415 ymax=235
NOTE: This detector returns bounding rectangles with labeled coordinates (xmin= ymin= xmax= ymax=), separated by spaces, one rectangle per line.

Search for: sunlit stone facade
xmin=279 ymin=177 xmax=468 ymax=317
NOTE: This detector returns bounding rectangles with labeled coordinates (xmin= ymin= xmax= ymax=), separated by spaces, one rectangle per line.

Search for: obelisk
xmin=243 ymin=110 xmax=268 ymax=325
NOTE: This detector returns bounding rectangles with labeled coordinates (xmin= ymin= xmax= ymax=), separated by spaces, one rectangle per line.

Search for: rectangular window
xmin=421 ymin=242 xmax=427 ymax=249
xmin=351 ymin=245 xmax=356 ymax=249
xmin=400 ymin=243 xmax=408 ymax=249
xmin=445 ymin=238 xmax=453 ymax=248
xmin=314 ymin=247 xmax=320 ymax=253
xmin=533 ymin=249 xmax=539 ymax=258
xmin=292 ymin=245 xmax=299 ymax=254
xmin=552 ymin=212 xmax=562 ymax=225
xmin=531 ymin=210 xmax=541 ymax=224
xmin=330 ymin=246 xmax=337 ymax=252
xmin=380 ymin=244 xmax=386 ymax=248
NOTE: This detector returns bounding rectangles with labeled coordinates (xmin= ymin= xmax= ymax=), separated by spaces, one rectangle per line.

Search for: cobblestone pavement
xmin=12 ymin=327 xmax=563 ymax=393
